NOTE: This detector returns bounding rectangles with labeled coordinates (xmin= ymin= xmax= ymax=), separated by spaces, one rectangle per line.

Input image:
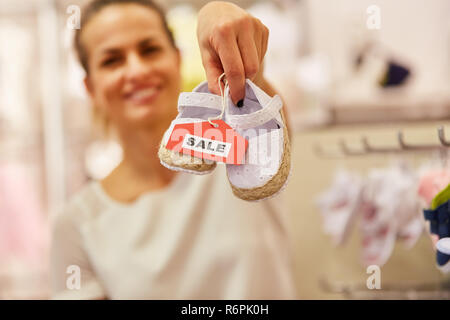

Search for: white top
xmin=50 ymin=165 xmax=297 ymax=299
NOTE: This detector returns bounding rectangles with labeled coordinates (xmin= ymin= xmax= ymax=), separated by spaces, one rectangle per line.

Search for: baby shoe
xmin=158 ymin=81 xmax=222 ymax=174
xmin=224 ymin=79 xmax=290 ymax=201
xmin=436 ymin=237 xmax=450 ymax=273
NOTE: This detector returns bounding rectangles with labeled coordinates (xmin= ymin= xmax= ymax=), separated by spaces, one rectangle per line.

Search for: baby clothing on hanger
xmin=318 ymin=152 xmax=450 ymax=272
xmin=359 ymin=164 xmax=422 ymax=267
xmin=423 ymin=182 xmax=450 ymax=273
xmin=418 ymin=169 xmax=450 ymax=249
xmin=418 ymin=170 xmax=450 ymax=206
xmin=317 ymin=162 xmax=423 ymax=267
xmin=316 ymin=169 xmax=363 ymax=246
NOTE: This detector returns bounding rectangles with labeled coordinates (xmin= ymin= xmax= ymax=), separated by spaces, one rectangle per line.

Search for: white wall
xmin=306 ymin=0 xmax=450 ymax=94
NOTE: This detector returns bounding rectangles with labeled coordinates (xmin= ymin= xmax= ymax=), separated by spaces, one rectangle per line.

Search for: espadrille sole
xmin=158 ymin=143 xmax=216 ymax=175
xmin=228 ymin=117 xmax=291 ymax=202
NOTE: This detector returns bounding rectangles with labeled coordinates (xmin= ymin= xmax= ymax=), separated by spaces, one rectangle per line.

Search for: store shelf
xmin=329 ymin=99 xmax=450 ymax=126
xmin=292 ymin=94 xmax=450 ymax=132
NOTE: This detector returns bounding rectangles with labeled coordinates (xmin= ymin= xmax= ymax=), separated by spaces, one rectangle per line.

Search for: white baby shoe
xmin=224 ymin=79 xmax=291 ymax=201
xmin=159 ymin=81 xmax=223 ymax=175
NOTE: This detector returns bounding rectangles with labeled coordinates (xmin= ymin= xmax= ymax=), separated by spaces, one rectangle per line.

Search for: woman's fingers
xmin=199 ymin=47 xmax=223 ymax=96
xmin=215 ymin=28 xmax=246 ymax=104
xmin=197 ymin=2 xmax=270 ymax=104
xmin=260 ymin=22 xmax=269 ymax=64
xmin=237 ymin=22 xmax=260 ymax=82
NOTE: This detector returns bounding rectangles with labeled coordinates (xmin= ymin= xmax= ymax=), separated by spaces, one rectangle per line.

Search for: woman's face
xmin=82 ymin=4 xmax=181 ymax=130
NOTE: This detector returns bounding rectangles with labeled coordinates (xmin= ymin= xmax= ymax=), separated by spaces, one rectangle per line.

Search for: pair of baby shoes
xmin=158 ymin=78 xmax=291 ymax=201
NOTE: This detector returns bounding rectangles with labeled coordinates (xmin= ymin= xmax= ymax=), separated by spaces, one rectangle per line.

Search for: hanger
xmin=319 ymin=275 xmax=450 ymax=299
xmin=315 ymin=126 xmax=450 ymax=158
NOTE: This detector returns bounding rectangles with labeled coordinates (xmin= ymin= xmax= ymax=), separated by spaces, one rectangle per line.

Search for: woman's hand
xmin=197 ymin=1 xmax=269 ymax=104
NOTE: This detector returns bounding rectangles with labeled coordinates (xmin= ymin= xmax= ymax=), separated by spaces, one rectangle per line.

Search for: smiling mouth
xmin=125 ymin=87 xmax=160 ymax=105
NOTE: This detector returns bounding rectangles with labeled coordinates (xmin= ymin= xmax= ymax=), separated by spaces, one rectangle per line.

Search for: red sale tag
xmin=165 ymin=120 xmax=248 ymax=165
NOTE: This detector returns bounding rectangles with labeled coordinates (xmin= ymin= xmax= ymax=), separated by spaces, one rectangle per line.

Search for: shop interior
xmin=1 ymin=0 xmax=450 ymax=299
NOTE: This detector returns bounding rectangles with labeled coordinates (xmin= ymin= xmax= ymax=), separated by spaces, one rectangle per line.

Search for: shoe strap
xmin=178 ymin=92 xmax=223 ymax=113
xmin=246 ymin=79 xmax=272 ymax=105
xmin=226 ymin=94 xmax=283 ymax=130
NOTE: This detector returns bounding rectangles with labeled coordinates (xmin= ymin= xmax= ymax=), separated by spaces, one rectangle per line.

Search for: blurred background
xmin=1 ymin=0 xmax=450 ymax=299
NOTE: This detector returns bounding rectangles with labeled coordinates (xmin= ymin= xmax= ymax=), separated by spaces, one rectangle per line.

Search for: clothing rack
xmin=319 ymin=276 xmax=450 ymax=299
xmin=314 ymin=126 xmax=450 ymax=158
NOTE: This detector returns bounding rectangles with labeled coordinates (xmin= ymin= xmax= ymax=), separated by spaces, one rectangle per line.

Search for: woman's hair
xmin=74 ymin=0 xmax=176 ymax=75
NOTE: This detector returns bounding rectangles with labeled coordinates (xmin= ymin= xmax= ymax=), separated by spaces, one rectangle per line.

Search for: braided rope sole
xmin=228 ymin=111 xmax=291 ymax=201
xmin=158 ymin=142 xmax=216 ymax=175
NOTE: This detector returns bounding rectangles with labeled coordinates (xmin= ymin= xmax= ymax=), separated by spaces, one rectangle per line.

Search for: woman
xmin=51 ymin=0 xmax=297 ymax=299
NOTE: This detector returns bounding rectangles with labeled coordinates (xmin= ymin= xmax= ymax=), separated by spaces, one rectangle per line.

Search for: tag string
xmin=208 ymin=73 xmax=228 ymax=128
